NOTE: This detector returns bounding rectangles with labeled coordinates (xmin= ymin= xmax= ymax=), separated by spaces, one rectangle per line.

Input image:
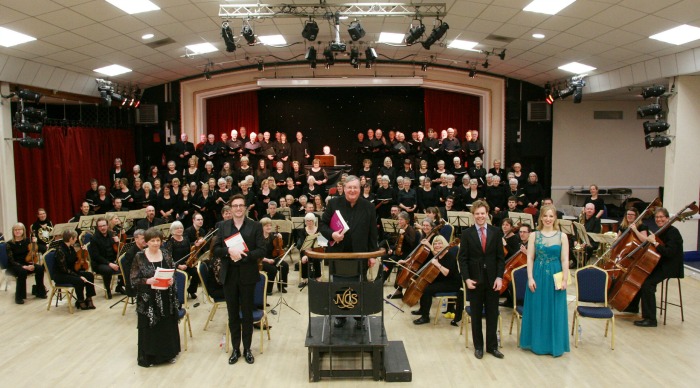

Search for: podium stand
xmin=304 ymin=249 xmax=411 ymax=382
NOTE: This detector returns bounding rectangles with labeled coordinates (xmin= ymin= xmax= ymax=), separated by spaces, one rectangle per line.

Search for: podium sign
xmin=308 ymin=279 xmax=383 ymax=316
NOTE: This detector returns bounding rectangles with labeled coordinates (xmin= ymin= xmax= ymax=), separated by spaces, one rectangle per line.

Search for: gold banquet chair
xmin=43 ymin=249 xmax=76 ymax=314
xmin=572 ymin=265 xmax=615 ymax=350
xmin=509 ymin=265 xmax=528 ymax=347
xmin=174 ymin=269 xmax=193 ymax=351
xmin=197 ymin=261 xmax=227 ymax=331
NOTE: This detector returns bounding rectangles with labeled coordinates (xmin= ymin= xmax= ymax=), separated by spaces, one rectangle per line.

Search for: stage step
xmin=384 ymin=341 xmax=412 ymax=382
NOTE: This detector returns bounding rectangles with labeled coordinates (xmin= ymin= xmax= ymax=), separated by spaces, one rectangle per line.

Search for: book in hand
xmin=225 ymin=232 xmax=249 ymax=254
xmin=553 ymin=271 xmax=572 ymax=290
xmin=328 ymin=210 xmax=350 ymax=247
xmin=152 ymin=267 xmax=175 ymax=290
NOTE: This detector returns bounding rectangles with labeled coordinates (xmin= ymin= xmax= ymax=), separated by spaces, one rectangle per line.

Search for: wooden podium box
xmin=317 ymin=155 xmax=336 ymax=167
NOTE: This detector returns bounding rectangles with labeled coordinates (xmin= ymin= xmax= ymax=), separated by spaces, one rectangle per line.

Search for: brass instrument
xmin=37 ymin=224 xmax=54 ymax=245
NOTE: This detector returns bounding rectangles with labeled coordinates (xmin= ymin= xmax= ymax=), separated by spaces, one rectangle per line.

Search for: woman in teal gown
xmin=519 ymin=205 xmax=570 ymax=357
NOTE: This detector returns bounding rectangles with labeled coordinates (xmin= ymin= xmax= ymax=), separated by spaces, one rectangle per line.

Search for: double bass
xmin=402 ymin=239 xmax=460 ymax=307
xmin=608 ymin=201 xmax=698 ymax=311
xmin=395 ymin=220 xmax=445 ymax=289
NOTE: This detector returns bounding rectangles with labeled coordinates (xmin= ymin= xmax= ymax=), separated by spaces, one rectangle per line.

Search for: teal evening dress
xmin=519 ymin=231 xmax=570 ymax=357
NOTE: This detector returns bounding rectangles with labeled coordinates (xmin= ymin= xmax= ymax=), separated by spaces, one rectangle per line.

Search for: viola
xmin=272 ymin=225 xmax=284 ymax=258
xmin=74 ymin=234 xmax=90 ymax=271
xmin=402 ymin=239 xmax=460 ymax=307
xmin=395 ymin=220 xmax=444 ymax=289
xmin=26 ymin=236 xmax=40 ymax=265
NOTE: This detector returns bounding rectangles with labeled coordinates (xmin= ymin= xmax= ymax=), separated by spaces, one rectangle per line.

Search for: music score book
xmin=328 ymin=210 xmax=349 ymax=247
xmin=152 ymin=268 xmax=175 ymax=290
xmin=225 ymin=232 xmax=249 ymax=253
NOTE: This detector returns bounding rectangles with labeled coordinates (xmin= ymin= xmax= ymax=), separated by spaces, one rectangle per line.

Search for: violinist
xmin=54 ymin=230 xmax=96 ymax=310
xmin=411 ymin=235 xmax=463 ymax=326
xmin=6 ymin=223 xmax=47 ymax=304
xmin=633 ymin=208 xmax=684 ymax=328
xmin=31 ymin=208 xmax=53 ymax=253
xmin=501 ymin=219 xmax=521 ymax=257
xmin=184 ymin=213 xmax=208 ymax=257
xmin=88 ymin=217 xmax=124 ymax=299
xmin=164 ymin=222 xmax=200 ymax=300
xmin=260 ymin=217 xmax=289 ymax=294
xmin=382 ymin=212 xmax=418 ymax=285
xmin=501 ymin=223 xmax=531 ymax=307
xmin=296 ymin=213 xmax=321 ymax=288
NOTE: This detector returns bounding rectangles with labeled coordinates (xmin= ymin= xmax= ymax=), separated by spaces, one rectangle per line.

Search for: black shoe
xmin=115 ymin=285 xmax=126 ymax=295
xmin=243 ymin=349 xmax=254 ymax=364
xmin=15 ymin=298 xmax=24 ymax=305
xmin=188 ymin=293 xmax=197 ymax=300
xmin=387 ymin=292 xmax=403 ymax=299
xmin=106 ymin=289 xmax=113 ymax=300
xmin=487 ymin=349 xmax=505 ymax=359
xmin=413 ymin=316 xmax=430 ymax=325
xmin=474 ymin=349 xmax=483 ymax=359
xmin=75 ymin=301 xmax=89 ymax=310
xmin=634 ymin=319 xmax=657 ymax=327
xmin=228 ymin=349 xmax=241 ymax=365
xmin=298 ymin=281 xmax=307 ymax=288
xmin=450 ymin=320 xmax=460 ymax=327
xmin=334 ymin=318 xmax=347 ymax=328
xmin=281 ymin=287 xmax=287 ymax=293
xmin=411 ymin=310 xmax=422 ymax=316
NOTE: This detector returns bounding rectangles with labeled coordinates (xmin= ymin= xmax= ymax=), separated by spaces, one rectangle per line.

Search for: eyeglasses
xmin=231 ymin=204 xmax=246 ymax=208
xmin=518 ymin=231 xmax=529 ymax=234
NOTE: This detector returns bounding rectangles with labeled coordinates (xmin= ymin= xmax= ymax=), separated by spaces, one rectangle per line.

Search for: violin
xmin=272 ymin=225 xmax=284 ymax=258
xmin=402 ymin=238 xmax=460 ymax=307
xmin=26 ymin=234 xmax=40 ymax=265
xmin=74 ymin=234 xmax=90 ymax=271
xmin=395 ymin=220 xmax=444 ymax=289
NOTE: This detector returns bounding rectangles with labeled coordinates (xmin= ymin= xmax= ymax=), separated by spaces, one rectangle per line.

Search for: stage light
xmin=241 ymin=23 xmax=256 ymax=45
xmin=558 ymin=85 xmax=575 ymax=99
xmin=257 ymin=60 xmax=264 ymax=71
xmin=421 ymin=62 xmax=428 ymax=71
xmin=323 ymin=47 xmax=334 ymax=68
xmin=643 ymin=120 xmax=670 ymax=135
xmin=641 ymin=85 xmax=666 ymax=99
xmin=306 ymin=46 xmax=317 ymax=68
xmin=18 ymin=137 xmax=44 ymax=148
xmin=349 ymin=48 xmax=359 ymax=68
xmin=221 ymin=22 xmax=236 ymax=53
xmin=405 ymin=22 xmax=425 ymax=45
xmin=573 ymin=86 xmax=583 ymax=103
xmin=498 ymin=49 xmax=506 ymax=60
xmin=99 ymin=91 xmax=112 ymax=106
xmin=365 ymin=47 xmax=377 ymax=68
xmin=16 ymin=89 xmax=42 ymax=103
xmin=348 ymin=20 xmax=365 ymax=42
xmin=468 ymin=69 xmax=477 ymax=78
xmin=545 ymin=83 xmax=554 ymax=104
xmin=482 ymin=60 xmax=489 ymax=69
xmin=21 ymin=107 xmax=46 ymax=121
xmin=638 ymin=103 xmax=662 ymax=117
xmin=645 ymin=135 xmax=672 ymax=149
xmin=422 ymin=21 xmax=449 ymax=50
xmin=302 ymin=20 xmax=319 ymax=41
xmin=14 ymin=122 xmax=43 ymax=133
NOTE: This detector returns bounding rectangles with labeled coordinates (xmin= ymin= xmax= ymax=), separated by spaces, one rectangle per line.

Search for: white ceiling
xmin=1 ymin=0 xmax=700 ymax=97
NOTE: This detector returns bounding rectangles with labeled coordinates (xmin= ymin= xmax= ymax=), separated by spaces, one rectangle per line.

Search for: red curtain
xmin=13 ymin=126 xmax=135 ymax=226
xmin=205 ymin=91 xmax=259 ymax=137
xmin=424 ymin=89 xmax=480 ymax=139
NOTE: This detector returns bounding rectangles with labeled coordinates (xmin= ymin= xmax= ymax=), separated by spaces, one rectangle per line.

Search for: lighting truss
xmin=219 ymin=3 xmax=447 ymax=19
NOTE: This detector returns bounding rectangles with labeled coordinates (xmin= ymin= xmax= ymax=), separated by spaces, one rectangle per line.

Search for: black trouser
xmin=10 ymin=264 xmax=46 ymax=300
xmin=468 ymin=280 xmax=500 ymax=351
xmin=224 ymin=278 xmax=256 ymax=352
xmin=183 ymin=266 xmax=200 ymax=295
xmin=276 ymin=261 xmax=289 ymax=290
xmin=417 ymin=281 xmax=464 ymax=321
xmin=640 ymin=267 xmax=667 ymax=322
xmin=54 ymin=272 xmax=96 ymax=302
xmin=301 ymin=257 xmax=321 ymax=280
xmin=94 ymin=263 xmax=122 ymax=290
xmin=261 ymin=262 xmax=278 ymax=293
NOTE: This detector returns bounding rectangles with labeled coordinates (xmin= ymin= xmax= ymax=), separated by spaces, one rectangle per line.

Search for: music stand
xmin=508 ymin=212 xmax=534 ymax=228
xmin=558 ymin=219 xmax=575 ymax=236
xmin=269 ymin=245 xmax=300 ymax=318
xmin=414 ymin=213 xmax=426 ymax=227
xmin=447 ymin=211 xmax=474 ymax=229
xmin=380 ymin=219 xmax=399 ymax=236
xmin=291 ymin=217 xmax=306 ymax=230
xmin=278 ymin=207 xmax=292 ymax=220
xmin=78 ymin=215 xmax=97 ymax=231
xmin=51 ymin=223 xmax=78 ymax=237
xmin=154 ymin=223 xmax=173 ymax=238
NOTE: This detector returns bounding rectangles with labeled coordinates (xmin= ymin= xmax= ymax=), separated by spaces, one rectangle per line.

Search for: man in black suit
xmin=459 ymin=200 xmax=505 ymax=359
xmin=319 ymin=175 xmax=379 ymax=328
xmin=174 ymin=133 xmax=195 ymax=171
xmin=213 ymin=194 xmax=266 ymax=365
xmin=135 ymin=206 xmax=164 ymax=230
xmin=634 ymin=208 xmax=684 ymax=327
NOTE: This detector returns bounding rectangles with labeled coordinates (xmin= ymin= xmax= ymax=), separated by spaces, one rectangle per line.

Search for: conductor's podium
xmin=304 ymin=250 xmax=412 ymax=382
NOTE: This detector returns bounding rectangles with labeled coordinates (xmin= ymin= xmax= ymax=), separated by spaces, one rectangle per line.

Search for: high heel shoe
xmin=86 ymin=298 xmax=96 ymax=309
xmin=75 ymin=301 xmax=89 ymax=310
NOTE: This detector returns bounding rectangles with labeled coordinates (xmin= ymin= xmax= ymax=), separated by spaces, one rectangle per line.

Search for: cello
xmin=395 ymin=220 xmax=445 ymax=289
xmin=499 ymin=250 xmax=527 ymax=294
xmin=608 ymin=201 xmax=698 ymax=311
xmin=402 ymin=239 xmax=460 ymax=307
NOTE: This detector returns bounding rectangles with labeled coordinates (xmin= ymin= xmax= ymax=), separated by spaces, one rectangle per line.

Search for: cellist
xmin=633 ymin=208 xmax=684 ymax=328
xmin=410 ymin=235 xmax=463 ymax=326
xmin=54 ymin=230 xmax=96 ymax=310
xmin=6 ymin=223 xmax=47 ymax=304
xmin=382 ymin=212 xmax=418 ymax=289
xmin=388 ymin=218 xmax=438 ymax=299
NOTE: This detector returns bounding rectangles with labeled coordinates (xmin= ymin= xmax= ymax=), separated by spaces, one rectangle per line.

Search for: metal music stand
xmin=508 ymin=212 xmax=534 ymax=227
xmin=447 ymin=211 xmax=474 ymax=234
xmin=78 ymin=215 xmax=97 ymax=231
xmin=269 ymin=245 xmax=300 ymax=318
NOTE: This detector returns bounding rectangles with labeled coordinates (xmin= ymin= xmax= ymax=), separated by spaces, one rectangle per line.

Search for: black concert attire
xmin=115 ymin=188 xmax=134 ymax=205
xmin=451 ymin=165 xmax=469 ymax=183
xmin=485 ymin=185 xmax=507 ymax=214
xmin=259 ymin=140 xmax=276 ymax=169
xmin=415 ymin=169 xmax=435 ymax=187
xmin=131 ymin=187 xmax=146 ymax=208
xmin=282 ymin=184 xmax=301 ymax=200
xmin=93 ymin=195 xmax=111 ymax=214
xmin=291 ymin=168 xmax=307 ymax=188
xmin=392 ymin=141 xmax=410 ymax=167
xmin=109 ymin=168 xmax=127 ymax=183
xmin=274 ymin=141 xmax=291 ymax=167
xmin=368 ymin=138 xmax=384 ymax=167
xmin=163 ymin=170 xmax=180 ymax=185
xmin=358 ymin=166 xmax=377 ymax=183
xmin=219 ymin=167 xmax=235 ymax=182
xmin=488 ymin=167 xmax=507 ymax=184
xmin=182 ymin=167 xmax=201 ymax=186
xmin=212 ymin=189 xmax=233 ymax=220
xmin=88 ymin=230 xmax=123 ymax=295
xmin=302 ymin=185 xmax=324 ymax=202
xmin=146 ymin=172 xmax=162 ymax=187
xmin=226 ymin=139 xmax=244 ymax=166
xmin=296 ymin=228 xmax=321 ymax=281
xmin=397 ymin=187 xmax=418 ymax=219
xmin=290 ymin=139 xmax=310 ymax=165
xmin=6 ymin=239 xmax=47 ymax=302
xmin=308 ymin=168 xmax=328 ymax=187
xmin=382 ymin=225 xmax=418 ymax=283
xmin=636 ymin=226 xmax=684 ymax=323
xmin=31 ymin=219 xmax=53 ymax=253
xmin=441 ymin=137 xmax=461 ymax=161
xmin=379 ymin=166 xmax=397 ymax=185
xmin=185 ymin=225 xmax=209 ymax=256
xmin=512 ymin=171 xmax=527 ymax=189
xmin=54 ymin=242 xmax=96 ymax=303
xmin=261 ymin=233 xmax=289 ymax=293
xmin=464 ymin=139 xmax=484 ymax=168
xmin=422 ymin=137 xmax=440 ymax=167
xmin=193 ymin=191 xmax=216 ymax=228
xmin=157 ymin=194 xmax=176 ymax=222
xmin=439 ymin=185 xmax=457 ymax=204
xmin=135 ymin=216 xmax=165 ymax=231
xmin=174 ymin=140 xmax=196 ymax=171
xmin=271 ymin=169 xmax=289 ymax=187
xmin=459 ymin=224 xmax=505 ymax=353
xmin=163 ymin=236 xmax=199 ymax=296
xmin=86 ymin=188 xmax=99 ymax=210
xmin=254 ymin=168 xmax=270 ymax=187
xmin=397 ymin=168 xmax=416 ymax=188
xmin=375 ymin=185 xmax=396 ymax=220
xmin=202 ymin=141 xmax=218 ymax=170
xmin=213 ymin=218 xmax=266 ymax=355
xmin=468 ymin=166 xmax=488 ymax=188
xmin=176 ymin=195 xmax=194 ymax=228
xmin=199 ymin=168 xmax=217 ymax=186
xmin=356 ymin=139 xmax=371 ymax=172
xmin=417 ymin=187 xmax=440 ymax=212
xmin=415 ymin=248 xmax=464 ymax=322
xmin=581 ymin=215 xmax=602 ymax=265
xmin=243 ymin=141 xmax=261 ymax=168
xmin=618 ymin=223 xmax=649 ymax=235
xmin=121 ymin=243 xmax=142 ymax=297
xmin=130 ymin=249 xmax=180 ymax=367
xmin=215 ymin=141 xmax=230 ymax=171
xmin=462 ymin=189 xmax=484 ymax=208
xmin=522 ymin=182 xmax=544 ymax=208
xmin=584 ymin=196 xmax=606 ymax=217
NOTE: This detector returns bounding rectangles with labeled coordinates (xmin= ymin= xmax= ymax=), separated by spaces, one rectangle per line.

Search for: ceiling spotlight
xmin=365 ymin=47 xmax=377 ymax=68
xmin=422 ymin=20 xmax=449 ymax=50
xmin=306 ymin=46 xmax=317 ymax=69
xmin=348 ymin=20 xmax=365 ymax=42
xmin=349 ymin=48 xmax=360 ymax=69
xmin=645 ymin=135 xmax=672 ymax=149
xmin=405 ymin=22 xmax=425 ymax=45
xmin=638 ymin=103 xmax=662 ymax=117
xmin=421 ymin=62 xmax=428 ymax=71
xmin=572 ymin=86 xmax=583 ymax=103
xmin=257 ymin=60 xmax=264 ymax=71
xmin=643 ymin=120 xmax=670 ymax=135
xmin=99 ymin=91 xmax=112 ymax=106
xmin=558 ymin=85 xmax=575 ymax=99
xmin=498 ymin=49 xmax=506 ymax=60
xmin=18 ymin=137 xmax=44 ymax=148
xmin=221 ymin=22 xmax=236 ymax=53
xmin=16 ymin=89 xmax=42 ymax=103
xmin=545 ymin=83 xmax=554 ymax=104
xmin=302 ymin=20 xmax=319 ymax=41
xmin=21 ymin=107 xmax=46 ymax=121
xmin=241 ymin=22 xmax=256 ymax=45
xmin=469 ymin=69 xmax=477 ymax=78
xmin=323 ymin=46 xmax=335 ymax=68
xmin=641 ymin=85 xmax=666 ymax=99
xmin=482 ymin=60 xmax=489 ymax=69
xmin=14 ymin=122 xmax=43 ymax=133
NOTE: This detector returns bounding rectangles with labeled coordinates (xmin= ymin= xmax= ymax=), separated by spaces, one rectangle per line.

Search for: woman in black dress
xmin=109 ymin=157 xmax=127 ymax=183
xmin=291 ymin=161 xmax=306 ymax=188
xmin=54 ymin=229 xmax=96 ymax=310
xmin=200 ymin=161 xmax=217 ymax=187
xmin=130 ymin=228 xmax=180 ymax=367
xmin=6 ymin=223 xmax=47 ymax=304
xmin=618 ymin=207 xmax=649 ymax=239
xmin=193 ymin=183 xmax=215 ymax=229
xmin=417 ymin=176 xmax=440 ymax=212
xmin=140 ymin=182 xmax=156 ymax=209
xmin=236 ymin=156 xmax=253 ymax=183
xmin=308 ymin=158 xmax=328 ymax=187
xmin=164 ymin=160 xmax=180 ymax=185
xmin=176 ymin=185 xmax=194 ymax=228
xmin=146 ymin=165 xmax=161 ymax=186
xmin=158 ymin=184 xmax=176 ymax=222
xmin=522 ymin=172 xmax=544 ymax=211
xmin=164 ymin=221 xmax=200 ymax=300
xmin=93 ymin=185 xmax=111 ymax=214
xmin=468 ymin=157 xmax=487 ymax=188
xmin=183 ymin=155 xmax=201 ymax=185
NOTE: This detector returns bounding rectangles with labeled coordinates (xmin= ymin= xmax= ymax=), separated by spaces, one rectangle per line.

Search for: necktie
xmin=479 ymin=227 xmax=486 ymax=252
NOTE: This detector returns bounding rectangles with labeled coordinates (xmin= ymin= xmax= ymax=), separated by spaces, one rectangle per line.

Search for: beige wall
xmin=551 ymin=100 xmax=666 ymax=206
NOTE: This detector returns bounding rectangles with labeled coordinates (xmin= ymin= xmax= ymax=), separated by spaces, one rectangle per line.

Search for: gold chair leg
xmin=611 ymin=316 xmax=615 ymax=350
xmin=465 ymin=318 xmax=470 ymax=348
xmin=67 ymin=291 xmax=74 ymax=314
xmin=204 ymin=304 xmax=217 ymax=331
xmin=47 ymin=289 xmax=55 ymax=311
xmin=604 ymin=321 xmax=609 ymax=337
xmin=516 ymin=315 xmax=521 ymax=348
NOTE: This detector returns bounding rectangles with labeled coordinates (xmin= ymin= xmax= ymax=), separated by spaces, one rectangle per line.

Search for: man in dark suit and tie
xmin=213 ymin=194 xmax=266 ymax=365
xmin=459 ymin=200 xmax=505 ymax=359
